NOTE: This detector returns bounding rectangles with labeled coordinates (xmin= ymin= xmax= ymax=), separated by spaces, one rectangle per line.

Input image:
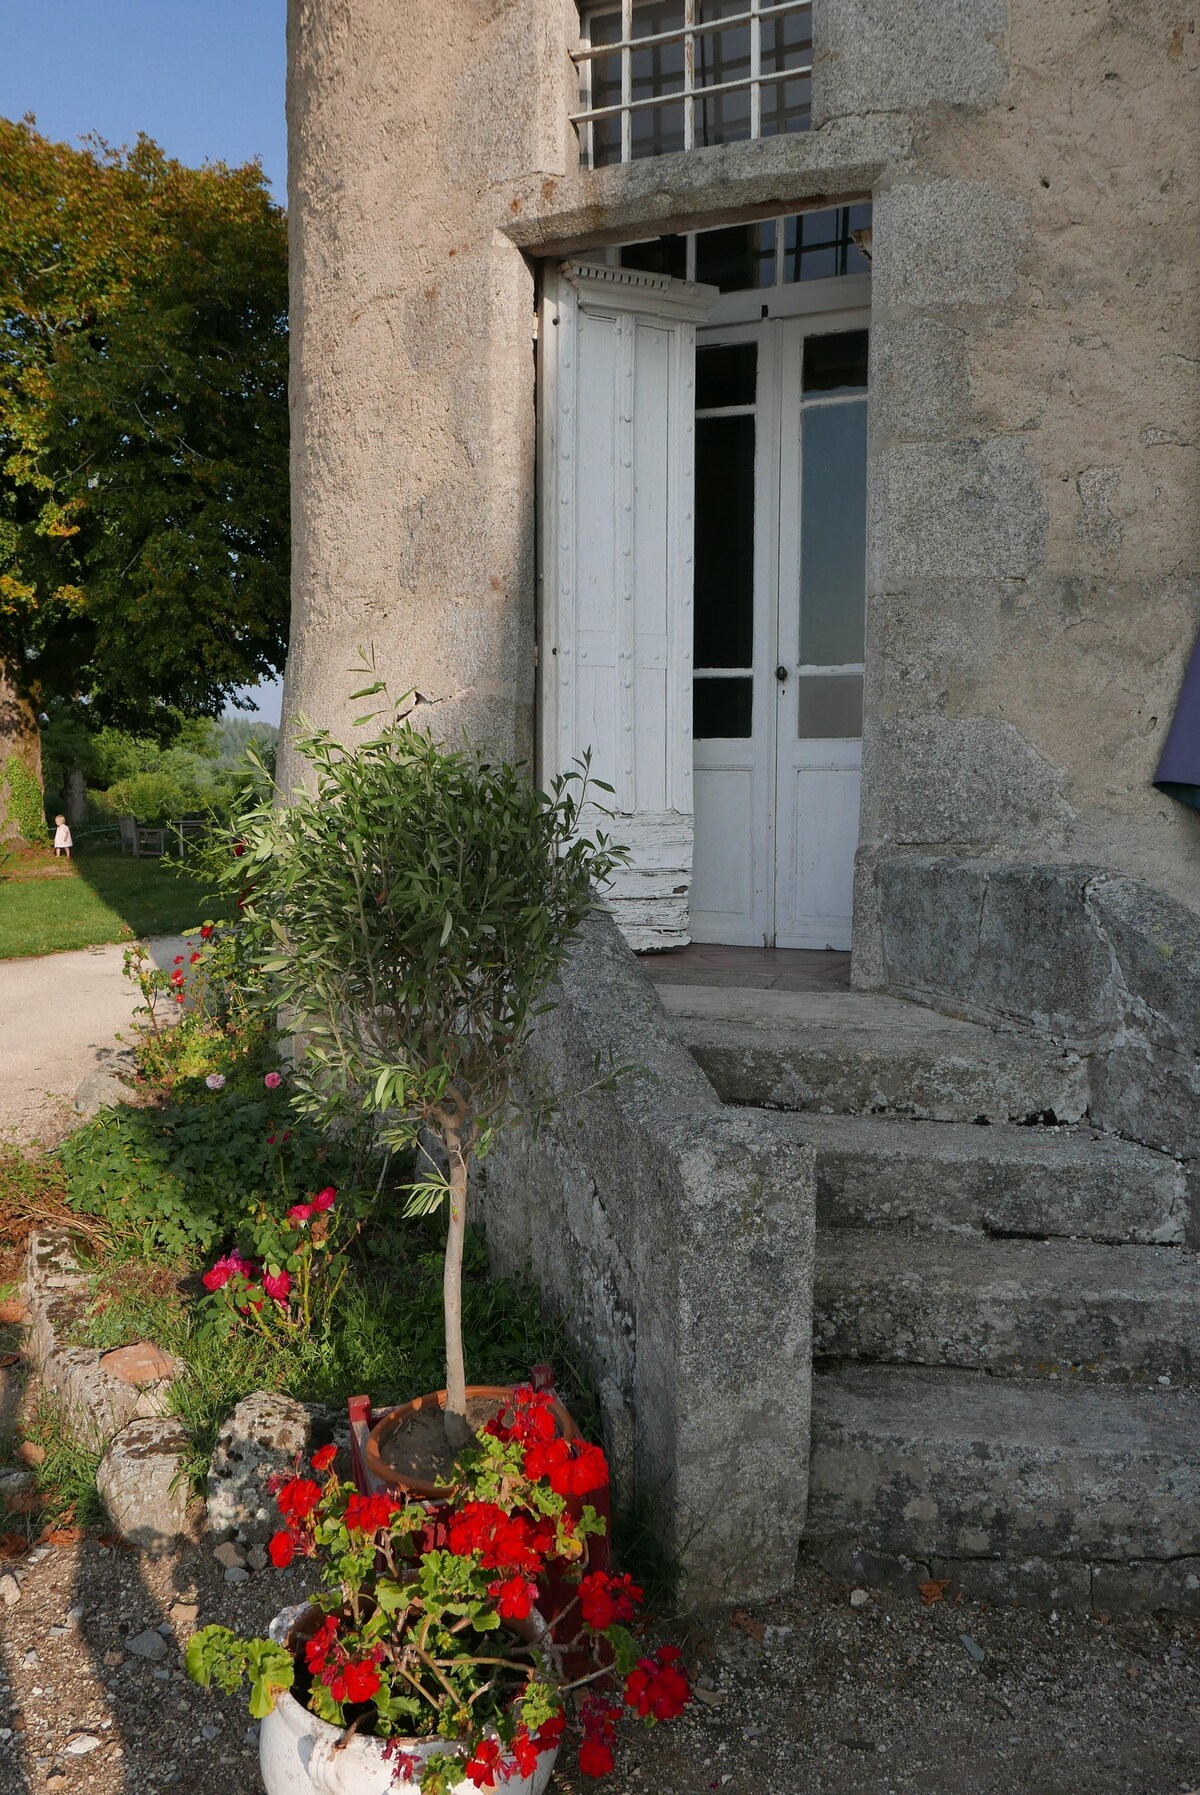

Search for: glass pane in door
xmin=798 ymin=399 xmax=867 ymax=672
xmin=695 ymin=412 xmax=755 ymax=671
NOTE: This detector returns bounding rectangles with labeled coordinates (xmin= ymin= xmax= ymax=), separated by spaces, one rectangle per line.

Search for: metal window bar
xmin=621 ymin=0 xmax=632 ymax=164
xmin=573 ymin=0 xmax=812 ymax=165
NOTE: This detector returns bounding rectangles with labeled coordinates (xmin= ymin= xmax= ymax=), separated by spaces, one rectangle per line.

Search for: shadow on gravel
xmin=0 ymin=1654 xmax=31 ymax=1794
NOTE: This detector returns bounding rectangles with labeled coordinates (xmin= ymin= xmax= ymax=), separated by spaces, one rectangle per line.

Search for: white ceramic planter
xmin=259 ymin=1606 xmax=559 ymax=1795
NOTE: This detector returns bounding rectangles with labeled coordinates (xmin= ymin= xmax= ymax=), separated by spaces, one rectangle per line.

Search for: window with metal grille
xmin=573 ymin=0 xmax=813 ymax=168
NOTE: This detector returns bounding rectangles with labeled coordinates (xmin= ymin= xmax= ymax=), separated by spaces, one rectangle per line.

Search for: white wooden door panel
xmin=690 ymin=764 xmax=761 ymax=942
xmin=775 ymin=762 xmax=862 ymax=948
xmin=539 ymin=264 xmax=717 ymax=950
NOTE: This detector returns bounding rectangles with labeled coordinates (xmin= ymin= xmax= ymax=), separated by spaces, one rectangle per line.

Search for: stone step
xmin=807 ymin=1365 xmax=1200 ymax=1567
xmin=775 ymin=1112 xmax=1188 ymax=1245
xmin=814 ymin=1233 xmax=1199 ymax=1379
xmin=656 ymin=984 xmax=1088 ymax=1123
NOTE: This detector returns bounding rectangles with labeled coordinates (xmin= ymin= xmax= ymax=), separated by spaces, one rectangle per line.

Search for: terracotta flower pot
xmin=259 ymin=1604 xmax=559 ymax=1795
xmin=365 ymin=1384 xmax=579 ymax=1501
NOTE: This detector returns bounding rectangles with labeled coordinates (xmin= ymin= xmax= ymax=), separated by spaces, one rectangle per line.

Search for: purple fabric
xmin=1154 ymin=629 xmax=1200 ymax=811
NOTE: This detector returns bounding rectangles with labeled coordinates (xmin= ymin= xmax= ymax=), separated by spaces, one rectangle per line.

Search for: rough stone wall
xmin=287 ymin=0 xmax=1198 ymax=941
xmin=281 ymin=0 xmax=578 ymax=787
xmin=853 ymin=0 xmax=1200 ymax=966
xmin=868 ymin=854 xmax=1200 ymax=1182
xmin=478 ymin=914 xmax=817 ymax=1603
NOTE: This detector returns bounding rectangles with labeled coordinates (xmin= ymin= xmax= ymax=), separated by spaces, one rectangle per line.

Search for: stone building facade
xmin=283 ymin=2 xmax=1200 ymax=1600
xmin=283 ymin=0 xmax=1199 ymax=956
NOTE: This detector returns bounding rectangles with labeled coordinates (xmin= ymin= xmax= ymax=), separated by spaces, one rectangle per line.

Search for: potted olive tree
xmin=221 ymin=678 xmax=623 ymax=1473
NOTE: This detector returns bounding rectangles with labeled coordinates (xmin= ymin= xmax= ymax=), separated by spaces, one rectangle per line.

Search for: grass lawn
xmin=0 ymin=846 xmax=227 ymax=959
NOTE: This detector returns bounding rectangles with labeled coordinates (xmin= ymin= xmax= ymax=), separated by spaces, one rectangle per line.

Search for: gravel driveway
xmin=0 ymin=938 xmax=185 ymax=1146
xmin=0 ymin=1535 xmax=1193 ymax=1795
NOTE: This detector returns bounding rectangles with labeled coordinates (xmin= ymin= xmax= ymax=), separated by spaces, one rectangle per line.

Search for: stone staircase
xmin=652 ymin=977 xmax=1200 ymax=1613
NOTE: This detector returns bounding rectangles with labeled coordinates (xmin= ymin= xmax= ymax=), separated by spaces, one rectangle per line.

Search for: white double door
xmin=690 ymin=307 xmax=869 ymax=949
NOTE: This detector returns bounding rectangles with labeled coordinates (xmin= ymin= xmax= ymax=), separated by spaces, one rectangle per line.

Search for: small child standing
xmin=53 ymin=814 xmax=73 ymax=859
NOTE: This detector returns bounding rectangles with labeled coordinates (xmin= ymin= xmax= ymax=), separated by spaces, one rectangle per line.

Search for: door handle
xmin=775 ymin=665 xmax=789 ymax=682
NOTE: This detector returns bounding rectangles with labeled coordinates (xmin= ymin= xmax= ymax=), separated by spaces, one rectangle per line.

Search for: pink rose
xmin=312 ymin=1187 xmax=337 ymax=1213
xmin=287 ymin=1203 xmax=314 ymax=1226
xmin=202 ymin=1250 xmax=256 ymax=1293
xmin=264 ymin=1071 xmax=282 ymax=1090
xmin=262 ymin=1269 xmax=291 ymax=1306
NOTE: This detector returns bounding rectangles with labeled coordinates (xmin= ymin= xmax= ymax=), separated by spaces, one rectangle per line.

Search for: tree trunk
xmin=0 ymin=658 xmax=42 ymax=842
xmin=66 ymin=768 xmax=87 ymax=829
xmin=442 ymin=1128 xmax=473 ymax=1455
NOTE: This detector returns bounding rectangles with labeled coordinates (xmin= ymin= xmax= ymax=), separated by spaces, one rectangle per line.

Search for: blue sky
xmin=1 ymin=0 xmax=288 ymax=724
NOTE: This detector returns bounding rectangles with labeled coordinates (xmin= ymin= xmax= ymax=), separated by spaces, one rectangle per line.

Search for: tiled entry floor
xmin=637 ymin=942 xmax=851 ymax=992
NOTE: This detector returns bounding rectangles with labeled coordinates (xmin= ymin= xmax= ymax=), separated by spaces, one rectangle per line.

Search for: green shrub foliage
xmin=3 ymin=754 xmax=47 ymax=842
xmin=209 ymin=676 xmax=625 ymax=1443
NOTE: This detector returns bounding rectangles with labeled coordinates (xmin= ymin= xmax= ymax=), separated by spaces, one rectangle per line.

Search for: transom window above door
xmin=617 ymin=203 xmax=872 ymax=292
xmin=572 ymin=0 xmax=813 ymax=168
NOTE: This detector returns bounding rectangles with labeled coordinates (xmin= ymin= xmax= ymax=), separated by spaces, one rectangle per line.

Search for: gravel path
xmin=0 ymin=938 xmax=184 ymax=1146
xmin=0 ymin=1537 xmax=1193 ymax=1795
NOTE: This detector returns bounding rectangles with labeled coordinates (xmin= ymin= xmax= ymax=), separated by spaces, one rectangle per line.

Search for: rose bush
xmin=198 ymin=1167 xmax=364 ymax=1338
xmin=187 ymin=1386 xmax=689 ymax=1792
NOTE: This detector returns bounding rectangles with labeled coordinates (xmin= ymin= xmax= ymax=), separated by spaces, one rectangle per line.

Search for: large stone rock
xmin=97 ymin=1418 xmax=196 ymax=1552
xmin=865 ymin=856 xmax=1200 ymax=1167
xmin=207 ymin=1391 xmax=318 ymax=1543
xmin=99 ymin=1343 xmax=179 ymax=1386
xmin=813 ymin=7 xmax=1008 ymax=127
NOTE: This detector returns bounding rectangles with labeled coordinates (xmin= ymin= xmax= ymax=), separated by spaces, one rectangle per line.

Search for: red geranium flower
xmin=311 ymin=1444 xmax=337 ymax=1473
xmin=342 ymin=1659 xmax=381 ymax=1704
xmin=526 ymin=1437 xmax=609 ymax=1500
xmin=578 ymin=1570 xmax=644 ymax=1631
xmin=623 ymin=1645 xmax=690 ymax=1721
xmin=510 ymin=1726 xmax=539 ymax=1777
xmin=463 ymin=1738 xmax=502 ymax=1788
xmin=268 ymin=1530 xmax=294 ymax=1569
xmin=485 ymin=1385 xmax=559 ymax=1447
xmin=534 ymin=1714 xmax=565 ymax=1750
xmin=200 ymin=924 xmax=214 ymax=939
xmin=487 ymin=1574 xmax=536 ymax=1621
xmin=448 ymin=1502 xmax=551 ymax=1578
xmin=304 ymin=1614 xmax=340 ymax=1674
xmin=277 ymin=1478 xmax=322 ymax=1525
xmin=344 ymin=1490 xmax=402 ymax=1535
xmin=578 ymin=1738 xmax=615 ymax=1777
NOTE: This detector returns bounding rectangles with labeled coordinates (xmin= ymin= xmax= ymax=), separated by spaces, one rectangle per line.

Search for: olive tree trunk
xmin=442 ymin=1126 xmax=473 ymax=1455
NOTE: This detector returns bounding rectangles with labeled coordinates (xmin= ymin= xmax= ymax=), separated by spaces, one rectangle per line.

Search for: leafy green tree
xmin=215 ymin=683 xmax=624 ymax=1452
xmin=0 ymin=117 xmax=288 ymax=833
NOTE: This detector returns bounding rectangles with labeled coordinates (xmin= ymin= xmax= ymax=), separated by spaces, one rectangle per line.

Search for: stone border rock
xmin=24 ymin=1230 xmax=199 ymax=1552
xmin=23 ymin=1230 xmax=352 ymax=1563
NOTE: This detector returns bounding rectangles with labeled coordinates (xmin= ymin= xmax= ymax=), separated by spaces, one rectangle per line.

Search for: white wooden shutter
xmin=539 ymin=261 xmax=717 ymax=951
